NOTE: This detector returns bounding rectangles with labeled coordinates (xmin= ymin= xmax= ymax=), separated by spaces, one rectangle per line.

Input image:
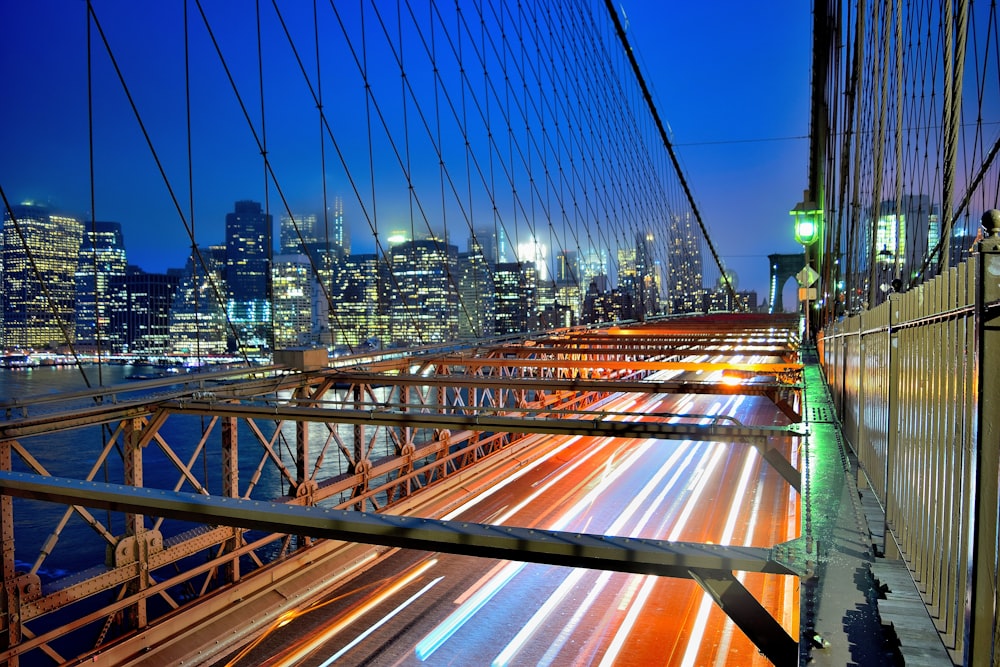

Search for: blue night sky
xmin=0 ymin=1 xmax=812 ymax=301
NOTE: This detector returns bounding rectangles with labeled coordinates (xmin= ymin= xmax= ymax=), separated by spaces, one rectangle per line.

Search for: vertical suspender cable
xmin=87 ymin=0 xmax=103 ymax=387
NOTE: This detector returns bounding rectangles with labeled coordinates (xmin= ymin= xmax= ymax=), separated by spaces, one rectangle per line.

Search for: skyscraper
xmin=493 ymin=261 xmax=538 ymax=334
xmin=75 ymin=221 xmax=128 ymax=351
xmin=225 ymin=200 xmax=272 ymax=353
xmin=169 ymin=246 xmax=228 ymax=356
xmin=667 ymin=212 xmax=704 ymax=313
xmin=279 ymin=201 xmax=347 ymax=263
xmin=457 ymin=244 xmax=495 ymax=339
xmin=2 ymin=203 xmax=83 ymax=349
xmin=272 ymin=254 xmax=314 ymax=348
xmin=325 ymin=253 xmax=389 ymax=350
xmin=390 ymin=238 xmax=458 ymax=345
xmin=112 ymin=267 xmax=179 ymax=354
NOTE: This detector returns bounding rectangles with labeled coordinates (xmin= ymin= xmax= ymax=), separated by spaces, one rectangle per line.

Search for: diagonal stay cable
xmin=601 ymin=0 xmax=739 ymax=310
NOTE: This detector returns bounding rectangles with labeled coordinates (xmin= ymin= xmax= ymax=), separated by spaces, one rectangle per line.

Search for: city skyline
xmin=0 ymin=2 xmax=814 ymax=301
xmin=3 ymin=198 xmax=739 ymax=354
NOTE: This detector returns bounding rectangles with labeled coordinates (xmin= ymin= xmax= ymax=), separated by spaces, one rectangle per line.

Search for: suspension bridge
xmin=0 ymin=1 xmax=998 ymax=665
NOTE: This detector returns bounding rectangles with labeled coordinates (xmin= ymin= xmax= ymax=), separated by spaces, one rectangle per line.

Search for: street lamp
xmin=790 ymin=192 xmax=822 ymax=341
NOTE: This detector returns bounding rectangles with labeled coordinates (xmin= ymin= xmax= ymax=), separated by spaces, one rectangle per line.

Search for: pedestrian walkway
xmin=802 ymin=349 xmax=952 ymax=665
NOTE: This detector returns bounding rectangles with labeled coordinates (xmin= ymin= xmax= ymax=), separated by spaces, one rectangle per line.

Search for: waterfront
xmin=1 ymin=364 xmax=391 ymax=583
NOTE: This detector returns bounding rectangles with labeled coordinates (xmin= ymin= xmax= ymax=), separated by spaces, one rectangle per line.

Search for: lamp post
xmin=790 ymin=193 xmax=822 ymax=342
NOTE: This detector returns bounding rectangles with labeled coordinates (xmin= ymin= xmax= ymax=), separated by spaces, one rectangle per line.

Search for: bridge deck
xmin=800 ymin=351 xmax=951 ymax=666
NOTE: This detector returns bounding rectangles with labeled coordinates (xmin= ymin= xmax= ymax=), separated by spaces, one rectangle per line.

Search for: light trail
xmin=414 ymin=560 xmax=525 ymax=660
xmin=316 ymin=576 xmax=443 ymax=666
xmin=491 ymin=438 xmax=695 ymax=666
xmin=276 ymin=558 xmax=438 ymax=666
xmin=440 ymin=436 xmax=584 ymax=520
xmin=680 ymin=447 xmax=761 ymax=667
xmin=417 ymin=434 xmax=660 ymax=660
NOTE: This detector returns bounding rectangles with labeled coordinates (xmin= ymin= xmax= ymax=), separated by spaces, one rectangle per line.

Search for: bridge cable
xmin=601 ymin=0 xmax=739 ymax=311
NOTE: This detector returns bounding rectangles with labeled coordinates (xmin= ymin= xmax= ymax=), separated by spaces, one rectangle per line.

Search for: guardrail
xmin=819 ymin=213 xmax=1000 ymax=665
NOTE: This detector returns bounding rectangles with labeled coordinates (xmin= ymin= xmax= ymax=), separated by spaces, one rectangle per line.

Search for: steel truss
xmin=1 ymin=316 xmax=805 ymax=665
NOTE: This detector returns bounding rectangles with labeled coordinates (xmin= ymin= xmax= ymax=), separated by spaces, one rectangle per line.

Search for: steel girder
xmin=0 ymin=470 xmax=806 ymax=666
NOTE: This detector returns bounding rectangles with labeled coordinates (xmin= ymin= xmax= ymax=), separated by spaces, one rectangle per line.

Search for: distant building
xmin=75 ymin=221 xmax=128 ymax=351
xmin=617 ymin=245 xmax=638 ymax=320
xmin=390 ymin=238 xmax=458 ymax=345
xmin=280 ymin=197 xmax=347 ymax=260
xmin=169 ymin=246 xmax=228 ymax=356
xmin=2 ymin=203 xmax=83 ymax=349
xmin=325 ymin=253 xmax=389 ymax=350
xmin=457 ymin=245 xmax=495 ymax=339
xmin=554 ymin=283 xmax=583 ymax=324
xmin=272 ymin=254 xmax=314 ymax=348
xmin=634 ymin=231 xmax=660 ymax=319
xmin=225 ymin=200 xmax=272 ymax=353
xmin=469 ymin=228 xmax=499 ymax=266
xmin=579 ymin=248 xmax=608 ymax=292
xmin=581 ymin=279 xmax=616 ymax=324
xmin=554 ymin=249 xmax=583 ymax=323
xmin=667 ymin=212 xmax=704 ymax=313
xmin=872 ymin=195 xmax=939 ymax=278
xmin=494 ymin=261 xmax=537 ymax=334
xmin=112 ymin=267 xmax=179 ymax=354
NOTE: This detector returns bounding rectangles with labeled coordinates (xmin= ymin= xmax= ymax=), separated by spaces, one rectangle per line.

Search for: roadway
xmin=220 ymin=363 xmax=799 ymax=666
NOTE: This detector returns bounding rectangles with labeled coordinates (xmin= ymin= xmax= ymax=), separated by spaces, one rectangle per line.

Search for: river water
xmin=2 ymin=363 xmax=372 ymax=583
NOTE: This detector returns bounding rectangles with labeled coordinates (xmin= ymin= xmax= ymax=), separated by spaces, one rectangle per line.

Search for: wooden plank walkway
xmin=866 ymin=507 xmax=954 ymax=665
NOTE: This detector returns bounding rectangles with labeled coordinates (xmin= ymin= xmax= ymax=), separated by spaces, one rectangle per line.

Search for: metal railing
xmin=819 ymin=215 xmax=1000 ymax=666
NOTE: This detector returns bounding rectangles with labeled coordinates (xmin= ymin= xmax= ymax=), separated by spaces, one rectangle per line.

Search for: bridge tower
xmin=767 ymin=253 xmax=805 ymax=313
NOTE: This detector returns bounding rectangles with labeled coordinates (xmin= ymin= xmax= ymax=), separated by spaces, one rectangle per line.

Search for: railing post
xmin=884 ymin=293 xmax=901 ymax=558
xmin=967 ymin=210 xmax=1000 ymax=666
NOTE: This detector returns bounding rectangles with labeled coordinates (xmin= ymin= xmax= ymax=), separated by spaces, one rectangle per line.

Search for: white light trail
xmin=597 ymin=575 xmax=658 ymax=667
xmin=492 ymin=439 xmax=695 ymax=666
xmin=415 ymin=561 xmax=525 ymax=660
xmin=440 ymin=436 xmax=583 ymax=521
xmin=318 ymin=576 xmax=443 ymax=666
xmin=278 ymin=558 xmax=438 ymax=666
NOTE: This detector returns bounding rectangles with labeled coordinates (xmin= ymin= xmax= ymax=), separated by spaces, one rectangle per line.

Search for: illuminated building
xmin=581 ymin=278 xmax=617 ymax=324
xmin=493 ymin=261 xmax=537 ymax=334
xmin=169 ymin=246 xmax=228 ymax=356
xmin=458 ymin=243 xmax=495 ymax=339
xmin=470 ymin=228 xmax=499 ymax=266
xmin=617 ymin=246 xmax=637 ymax=319
xmin=279 ymin=213 xmax=318 ymax=255
xmin=579 ymin=248 xmax=607 ymax=288
xmin=554 ymin=283 xmax=583 ymax=323
xmin=111 ymin=267 xmax=179 ymax=354
xmin=516 ymin=238 xmax=548 ymax=281
xmin=2 ymin=203 xmax=83 ymax=349
xmin=634 ymin=231 xmax=660 ymax=318
xmin=225 ymin=200 xmax=272 ymax=353
xmin=872 ymin=195 xmax=939 ymax=276
xmin=667 ymin=212 xmax=704 ymax=313
xmin=325 ymin=253 xmax=389 ymax=350
xmin=272 ymin=254 xmax=314 ymax=348
xmin=390 ymin=238 xmax=458 ymax=345
xmin=555 ymin=249 xmax=580 ymax=285
xmin=280 ymin=197 xmax=347 ymax=261
xmin=554 ymin=249 xmax=583 ymax=322
xmin=75 ymin=221 xmax=128 ymax=351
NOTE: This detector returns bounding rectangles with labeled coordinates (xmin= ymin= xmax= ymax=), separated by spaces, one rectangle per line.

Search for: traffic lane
xmin=229 ymin=395 xmax=796 ymax=665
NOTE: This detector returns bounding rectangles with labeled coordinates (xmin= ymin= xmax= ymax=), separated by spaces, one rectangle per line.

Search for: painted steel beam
xmin=159 ymin=400 xmax=797 ymax=442
xmin=323 ymin=371 xmax=798 ymax=397
xmin=689 ymin=568 xmax=799 ymax=666
xmin=413 ymin=357 xmax=801 ymax=374
xmin=0 ymin=470 xmax=799 ymax=580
